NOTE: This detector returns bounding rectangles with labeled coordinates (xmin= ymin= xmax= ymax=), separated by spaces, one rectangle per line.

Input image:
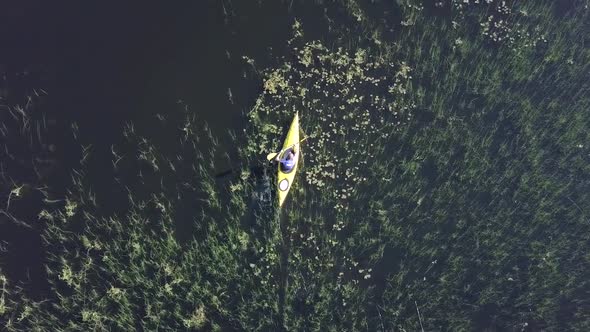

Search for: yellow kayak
xmin=277 ymin=112 xmax=300 ymax=207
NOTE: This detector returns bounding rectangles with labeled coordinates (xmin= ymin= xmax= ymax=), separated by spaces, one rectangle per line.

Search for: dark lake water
xmin=1 ymin=0 xmax=301 ymax=298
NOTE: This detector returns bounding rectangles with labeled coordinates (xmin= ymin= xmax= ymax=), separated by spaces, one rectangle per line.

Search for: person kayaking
xmin=275 ymin=145 xmax=298 ymax=173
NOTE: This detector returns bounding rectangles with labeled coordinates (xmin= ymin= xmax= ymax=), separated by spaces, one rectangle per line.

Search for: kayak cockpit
xmin=277 ymin=112 xmax=300 ymax=207
xmin=279 ymin=148 xmax=298 ymax=174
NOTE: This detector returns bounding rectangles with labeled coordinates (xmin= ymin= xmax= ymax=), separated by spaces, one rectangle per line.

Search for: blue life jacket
xmin=280 ymin=158 xmax=295 ymax=172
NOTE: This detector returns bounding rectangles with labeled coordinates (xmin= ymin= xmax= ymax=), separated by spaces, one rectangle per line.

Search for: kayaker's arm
xmin=266 ymin=136 xmax=309 ymax=161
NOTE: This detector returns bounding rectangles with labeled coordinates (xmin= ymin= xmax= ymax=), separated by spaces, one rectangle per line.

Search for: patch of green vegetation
xmin=247 ymin=0 xmax=590 ymax=330
xmin=2 ymin=0 xmax=589 ymax=331
xmin=2 ymin=106 xmax=282 ymax=330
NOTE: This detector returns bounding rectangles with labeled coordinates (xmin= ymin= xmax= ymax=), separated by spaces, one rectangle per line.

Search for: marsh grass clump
xmin=449 ymin=0 xmax=552 ymax=53
xmin=1 ymin=0 xmax=590 ymax=331
xmin=248 ymin=24 xmax=415 ymax=211
xmin=2 ymin=103 xmax=284 ymax=330
xmin=245 ymin=17 xmax=420 ymax=330
xmin=247 ymin=0 xmax=590 ymax=330
xmin=334 ymin=0 xmax=590 ymax=330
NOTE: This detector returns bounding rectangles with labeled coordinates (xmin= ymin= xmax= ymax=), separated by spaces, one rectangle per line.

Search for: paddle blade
xmin=266 ymin=152 xmax=278 ymax=161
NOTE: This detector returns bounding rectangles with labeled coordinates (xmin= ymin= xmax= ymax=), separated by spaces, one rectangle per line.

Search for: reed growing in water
xmin=2 ymin=0 xmax=589 ymax=330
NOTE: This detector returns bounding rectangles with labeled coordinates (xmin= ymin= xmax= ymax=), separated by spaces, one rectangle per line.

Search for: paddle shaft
xmin=267 ymin=136 xmax=308 ymax=161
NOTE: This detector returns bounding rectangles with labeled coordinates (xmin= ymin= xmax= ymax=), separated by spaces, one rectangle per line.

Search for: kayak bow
xmin=277 ymin=112 xmax=300 ymax=207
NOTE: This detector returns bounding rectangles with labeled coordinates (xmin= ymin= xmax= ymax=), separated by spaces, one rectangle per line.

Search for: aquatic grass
xmin=248 ymin=24 xmax=415 ymax=212
xmin=242 ymin=0 xmax=590 ymax=330
xmin=0 ymin=81 xmax=53 ymax=231
xmin=357 ymin=2 xmax=590 ymax=330
xmin=2 ymin=102 xmax=285 ymax=330
xmin=1 ymin=0 xmax=589 ymax=330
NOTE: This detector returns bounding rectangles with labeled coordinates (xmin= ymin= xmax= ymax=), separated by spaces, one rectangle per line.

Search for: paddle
xmin=266 ymin=136 xmax=308 ymax=161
